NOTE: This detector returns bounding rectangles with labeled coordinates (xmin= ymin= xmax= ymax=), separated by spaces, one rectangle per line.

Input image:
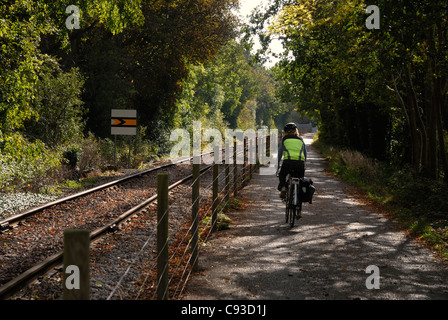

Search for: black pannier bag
xmin=299 ymin=178 xmax=315 ymax=204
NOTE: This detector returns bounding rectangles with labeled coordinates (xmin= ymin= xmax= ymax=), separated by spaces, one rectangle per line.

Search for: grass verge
xmin=312 ymin=138 xmax=448 ymax=262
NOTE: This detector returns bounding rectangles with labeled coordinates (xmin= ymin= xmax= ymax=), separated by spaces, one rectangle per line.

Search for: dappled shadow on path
xmin=183 ymin=137 xmax=448 ymax=300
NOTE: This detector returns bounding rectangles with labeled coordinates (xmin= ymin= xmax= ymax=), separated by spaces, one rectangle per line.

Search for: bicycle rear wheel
xmin=285 ymin=205 xmax=290 ymax=223
xmin=288 ymin=186 xmax=295 ymax=228
xmin=285 ymin=187 xmax=290 ymax=223
xmin=289 ymin=205 xmax=296 ymax=228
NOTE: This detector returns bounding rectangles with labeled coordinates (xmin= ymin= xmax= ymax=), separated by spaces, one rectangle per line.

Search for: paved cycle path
xmin=183 ymin=134 xmax=448 ymax=300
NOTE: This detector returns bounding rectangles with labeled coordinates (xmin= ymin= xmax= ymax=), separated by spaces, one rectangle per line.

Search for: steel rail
xmin=0 ymin=150 xmax=221 ymax=229
xmin=0 ymin=142 xmax=249 ymax=299
xmin=0 ymin=164 xmax=213 ymax=299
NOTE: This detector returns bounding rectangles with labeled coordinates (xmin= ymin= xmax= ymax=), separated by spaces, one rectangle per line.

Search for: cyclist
xmin=276 ymin=123 xmax=307 ymax=199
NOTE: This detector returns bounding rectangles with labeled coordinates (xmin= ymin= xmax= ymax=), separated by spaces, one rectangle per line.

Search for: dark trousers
xmin=278 ymin=160 xmax=305 ymax=191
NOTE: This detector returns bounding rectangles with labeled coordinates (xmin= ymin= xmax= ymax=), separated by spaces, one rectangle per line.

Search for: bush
xmin=389 ymin=169 xmax=448 ymax=219
xmin=315 ymin=139 xmax=384 ymax=187
xmin=202 ymin=213 xmax=232 ymax=231
xmin=0 ymin=133 xmax=62 ymax=192
xmin=24 ymin=65 xmax=85 ymax=146
xmin=99 ymin=138 xmax=116 ymax=165
xmin=340 ymin=150 xmax=381 ymax=182
xmin=63 ymin=147 xmax=81 ymax=170
xmin=78 ymin=133 xmax=106 ymax=174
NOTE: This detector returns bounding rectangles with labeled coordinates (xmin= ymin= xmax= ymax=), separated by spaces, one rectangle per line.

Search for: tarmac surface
xmin=182 ymin=134 xmax=448 ymax=300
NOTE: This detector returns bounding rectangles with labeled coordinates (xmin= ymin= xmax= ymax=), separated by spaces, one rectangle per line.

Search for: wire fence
xmin=63 ymin=136 xmax=272 ymax=300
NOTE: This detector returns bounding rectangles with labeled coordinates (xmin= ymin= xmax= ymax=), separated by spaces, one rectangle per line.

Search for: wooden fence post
xmin=63 ymin=229 xmax=90 ymax=300
xmin=157 ymin=173 xmax=169 ymax=300
xmin=267 ymin=135 xmax=271 ymax=161
xmin=243 ymin=137 xmax=247 ymax=186
xmin=191 ymin=161 xmax=200 ymax=272
xmin=225 ymin=139 xmax=230 ymax=202
xmin=249 ymin=137 xmax=253 ymax=180
xmin=233 ymin=139 xmax=238 ymax=197
xmin=256 ymin=134 xmax=259 ymax=172
xmin=212 ymin=155 xmax=219 ymax=231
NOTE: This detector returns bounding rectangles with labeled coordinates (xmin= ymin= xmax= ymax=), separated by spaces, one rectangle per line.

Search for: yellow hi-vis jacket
xmin=277 ymin=136 xmax=307 ymax=167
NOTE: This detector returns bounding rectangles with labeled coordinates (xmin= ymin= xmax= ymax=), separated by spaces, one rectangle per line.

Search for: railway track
xmin=0 ymin=156 xmax=196 ymax=230
xmin=0 ymin=148 xmax=248 ymax=299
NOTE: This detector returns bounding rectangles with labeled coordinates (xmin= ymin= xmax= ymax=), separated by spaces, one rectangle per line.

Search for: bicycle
xmin=284 ymin=174 xmax=302 ymax=228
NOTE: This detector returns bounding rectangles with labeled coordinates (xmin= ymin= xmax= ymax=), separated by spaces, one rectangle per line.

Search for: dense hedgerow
xmin=0 ymin=133 xmax=62 ymax=192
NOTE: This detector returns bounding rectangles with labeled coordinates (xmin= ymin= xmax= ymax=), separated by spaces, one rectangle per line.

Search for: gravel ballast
xmin=3 ymin=158 xmax=242 ymax=300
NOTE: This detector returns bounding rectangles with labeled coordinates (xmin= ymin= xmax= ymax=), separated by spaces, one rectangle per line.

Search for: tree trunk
xmin=427 ymin=60 xmax=438 ymax=179
xmin=405 ymin=81 xmax=423 ymax=173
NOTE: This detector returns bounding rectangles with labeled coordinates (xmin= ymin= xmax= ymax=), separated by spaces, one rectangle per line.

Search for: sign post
xmin=111 ymin=109 xmax=137 ymax=168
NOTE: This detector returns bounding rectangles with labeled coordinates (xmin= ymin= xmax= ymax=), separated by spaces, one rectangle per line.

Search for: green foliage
xmin=131 ymin=126 xmax=164 ymax=165
xmin=388 ymin=169 xmax=448 ymax=220
xmin=1 ymin=0 xmax=295 ymax=197
xmin=63 ymin=147 xmax=81 ymax=170
xmin=39 ymin=176 xmax=99 ymax=196
xmin=25 ymin=64 xmax=85 ymax=146
xmin=202 ymin=213 xmax=232 ymax=231
xmin=120 ymin=0 xmax=239 ymax=142
xmin=80 ymin=29 xmax=137 ymax=138
xmin=220 ymin=197 xmax=242 ymax=213
xmin=250 ymin=0 xmax=448 ymax=179
xmin=77 ymin=132 xmax=107 ymax=173
xmin=0 ymin=1 xmax=55 ymax=133
xmin=172 ymin=41 xmax=249 ymax=130
xmin=0 ymin=133 xmax=62 ymax=192
xmin=175 ymin=41 xmax=289 ymax=132
xmin=0 ymin=0 xmax=137 ymax=134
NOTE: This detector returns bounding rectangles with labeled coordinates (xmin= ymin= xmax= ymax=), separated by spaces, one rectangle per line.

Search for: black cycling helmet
xmin=284 ymin=122 xmax=297 ymax=132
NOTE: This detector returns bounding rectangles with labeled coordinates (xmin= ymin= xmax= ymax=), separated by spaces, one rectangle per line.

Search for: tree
xmin=24 ymin=64 xmax=85 ymax=146
xmin=72 ymin=0 xmax=239 ymax=142
xmin=0 ymin=0 xmax=145 ymax=136
xmin=249 ymin=0 xmax=448 ymax=180
xmin=174 ymin=41 xmax=250 ymax=129
xmin=0 ymin=1 xmax=55 ymax=133
xmin=375 ymin=0 xmax=448 ymax=179
xmin=261 ymin=0 xmax=393 ymax=159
